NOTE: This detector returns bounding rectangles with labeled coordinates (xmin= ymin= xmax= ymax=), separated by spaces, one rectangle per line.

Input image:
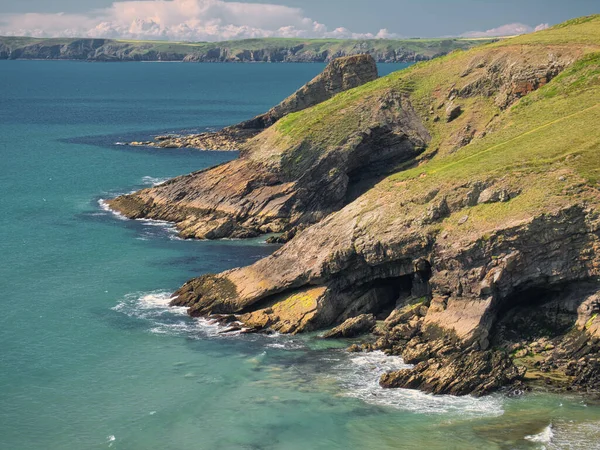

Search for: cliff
xmin=0 ymin=36 xmax=495 ymax=63
xmin=116 ymin=15 xmax=600 ymax=396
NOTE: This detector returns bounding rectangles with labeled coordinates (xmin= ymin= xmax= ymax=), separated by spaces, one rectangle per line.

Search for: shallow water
xmin=1 ymin=60 xmax=599 ymax=449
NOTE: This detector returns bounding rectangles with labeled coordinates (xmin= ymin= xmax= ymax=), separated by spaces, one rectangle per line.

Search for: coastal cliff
xmin=0 ymin=36 xmax=494 ymax=63
xmin=113 ymin=15 xmax=600 ymax=396
xmin=108 ymin=54 xmax=430 ymax=239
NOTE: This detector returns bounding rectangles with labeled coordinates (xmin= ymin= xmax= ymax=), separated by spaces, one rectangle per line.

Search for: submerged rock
xmin=380 ymin=348 xmax=524 ymax=396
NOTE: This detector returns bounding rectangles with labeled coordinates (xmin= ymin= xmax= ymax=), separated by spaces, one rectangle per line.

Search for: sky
xmin=0 ymin=0 xmax=597 ymax=41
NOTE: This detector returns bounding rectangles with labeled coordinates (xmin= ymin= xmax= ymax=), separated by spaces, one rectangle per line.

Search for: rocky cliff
xmin=117 ymin=15 xmax=600 ymax=396
xmin=0 ymin=36 xmax=494 ymax=63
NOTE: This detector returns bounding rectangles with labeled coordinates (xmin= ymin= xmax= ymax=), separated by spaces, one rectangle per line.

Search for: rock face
xmin=109 ymin=55 xmax=430 ymax=239
xmin=0 ymin=36 xmax=493 ymax=62
xmin=322 ymin=314 xmax=376 ymax=338
xmin=131 ymin=55 xmax=379 ymax=151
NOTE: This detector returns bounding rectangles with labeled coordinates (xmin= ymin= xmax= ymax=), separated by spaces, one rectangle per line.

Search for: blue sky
xmin=0 ymin=0 xmax=597 ymax=40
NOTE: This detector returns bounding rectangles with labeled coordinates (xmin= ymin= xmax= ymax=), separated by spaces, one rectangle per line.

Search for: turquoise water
xmin=1 ymin=60 xmax=599 ymax=450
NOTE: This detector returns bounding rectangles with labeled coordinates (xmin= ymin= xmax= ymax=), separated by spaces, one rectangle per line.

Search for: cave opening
xmin=491 ymin=282 xmax=586 ymax=346
xmin=373 ymin=274 xmax=415 ymax=319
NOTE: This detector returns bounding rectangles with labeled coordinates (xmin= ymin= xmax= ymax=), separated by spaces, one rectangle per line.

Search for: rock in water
xmin=379 ymin=348 xmax=524 ymax=397
xmin=322 ymin=314 xmax=376 ymax=339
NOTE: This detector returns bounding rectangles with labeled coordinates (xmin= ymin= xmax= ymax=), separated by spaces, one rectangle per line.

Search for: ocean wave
xmin=264 ymin=333 xmax=306 ymax=350
xmin=333 ymin=351 xmax=505 ymax=417
xmin=134 ymin=217 xmax=181 ymax=239
xmin=525 ymin=424 xmax=554 ymax=444
xmin=99 ymin=196 xmax=181 ymax=239
xmin=141 ymin=176 xmax=169 ymax=186
xmin=98 ymin=199 xmax=128 ymax=221
xmin=113 ymin=290 xmax=243 ymax=338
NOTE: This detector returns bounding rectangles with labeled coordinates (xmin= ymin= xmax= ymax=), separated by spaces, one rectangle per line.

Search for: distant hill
xmin=0 ymin=36 xmax=496 ymax=63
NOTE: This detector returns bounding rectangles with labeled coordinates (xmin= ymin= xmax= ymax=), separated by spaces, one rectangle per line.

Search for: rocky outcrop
xmin=322 ymin=314 xmax=376 ymax=338
xmin=131 ymin=55 xmax=379 ymax=151
xmin=238 ymin=55 xmax=379 ymax=130
xmin=128 ymin=128 xmax=258 ymax=151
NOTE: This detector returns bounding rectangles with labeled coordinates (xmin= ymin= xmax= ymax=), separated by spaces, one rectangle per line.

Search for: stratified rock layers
xmin=114 ymin=17 xmax=600 ymax=396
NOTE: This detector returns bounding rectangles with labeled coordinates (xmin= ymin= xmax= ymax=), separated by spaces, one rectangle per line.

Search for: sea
xmin=1 ymin=60 xmax=599 ymax=449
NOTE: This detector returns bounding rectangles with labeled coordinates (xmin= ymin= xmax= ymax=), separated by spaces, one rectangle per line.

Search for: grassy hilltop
xmin=267 ymin=14 xmax=600 ymax=235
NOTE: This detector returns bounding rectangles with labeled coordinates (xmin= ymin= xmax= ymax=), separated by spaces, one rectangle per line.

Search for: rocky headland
xmin=109 ymin=15 xmax=600 ymax=397
xmin=0 ymin=36 xmax=495 ymax=63
xmin=128 ymin=54 xmax=380 ymax=151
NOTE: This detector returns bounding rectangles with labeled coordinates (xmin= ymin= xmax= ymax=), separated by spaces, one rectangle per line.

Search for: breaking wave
xmin=98 ymin=199 xmax=128 ymax=221
xmin=332 ymin=351 xmax=505 ymax=416
xmin=112 ymin=290 xmax=255 ymax=338
xmin=141 ymin=176 xmax=169 ymax=186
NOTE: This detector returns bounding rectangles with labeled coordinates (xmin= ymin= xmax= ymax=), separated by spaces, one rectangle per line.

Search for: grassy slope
xmin=0 ymin=35 xmax=496 ymax=59
xmin=269 ymin=15 xmax=600 ymax=238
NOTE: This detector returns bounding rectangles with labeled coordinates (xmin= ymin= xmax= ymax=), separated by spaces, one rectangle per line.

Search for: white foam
xmin=526 ymin=424 xmax=554 ymax=444
xmin=134 ymin=217 xmax=181 ymax=239
xmin=332 ymin=351 xmax=505 ymax=417
xmin=141 ymin=176 xmax=169 ymax=186
xmin=106 ymin=435 xmax=115 ymax=448
xmin=113 ymin=291 xmax=187 ymax=318
xmin=113 ymin=291 xmax=237 ymax=338
xmin=98 ymin=199 xmax=128 ymax=221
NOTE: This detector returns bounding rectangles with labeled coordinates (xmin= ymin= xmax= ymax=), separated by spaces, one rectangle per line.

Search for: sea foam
xmin=113 ymin=290 xmax=236 ymax=338
xmin=141 ymin=175 xmax=169 ymax=186
xmin=98 ymin=199 xmax=128 ymax=221
xmin=332 ymin=350 xmax=505 ymax=416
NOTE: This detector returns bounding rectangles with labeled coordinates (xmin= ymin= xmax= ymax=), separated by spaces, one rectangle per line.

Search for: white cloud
xmin=0 ymin=0 xmax=400 ymax=41
xmin=460 ymin=22 xmax=551 ymax=38
xmin=534 ymin=23 xmax=550 ymax=32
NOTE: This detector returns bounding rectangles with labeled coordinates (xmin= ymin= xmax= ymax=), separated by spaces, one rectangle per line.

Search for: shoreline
xmin=103 ymin=17 xmax=600 ymax=399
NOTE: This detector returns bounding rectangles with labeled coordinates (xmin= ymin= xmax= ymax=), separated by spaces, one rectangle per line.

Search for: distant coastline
xmin=0 ymin=36 xmax=496 ymax=63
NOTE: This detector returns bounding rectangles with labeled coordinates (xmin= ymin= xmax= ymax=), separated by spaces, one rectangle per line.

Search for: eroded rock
xmin=322 ymin=314 xmax=376 ymax=338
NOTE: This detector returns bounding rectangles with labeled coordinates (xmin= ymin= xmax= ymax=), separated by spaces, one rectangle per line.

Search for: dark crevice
xmin=491 ymin=281 xmax=593 ymax=345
